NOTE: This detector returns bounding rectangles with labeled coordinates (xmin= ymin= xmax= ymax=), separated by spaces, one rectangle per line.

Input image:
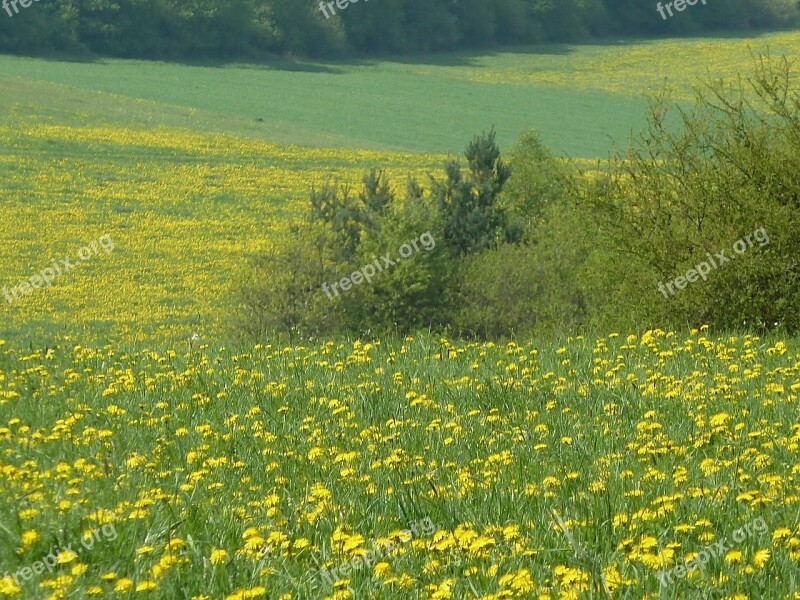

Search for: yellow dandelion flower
xmin=753 ymin=549 xmax=770 ymax=568
xmin=773 ymin=528 xmax=792 ymax=542
xmin=136 ymin=581 xmax=158 ymax=592
xmin=20 ymin=530 xmax=40 ymax=548
xmin=241 ymin=586 xmax=267 ymax=598
xmin=57 ymin=549 xmax=79 ymax=564
xmin=114 ymin=578 xmax=134 ymax=592
xmin=725 ymin=550 xmax=744 ymax=564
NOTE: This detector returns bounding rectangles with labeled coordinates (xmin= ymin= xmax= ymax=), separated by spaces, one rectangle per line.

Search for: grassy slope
xmin=0 ymin=56 xmax=647 ymax=158
xmin=2 ymin=31 xmax=798 ymax=158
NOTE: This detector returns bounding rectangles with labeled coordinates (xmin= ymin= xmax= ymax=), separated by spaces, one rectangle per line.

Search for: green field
xmin=3 ymin=31 xmax=798 ymax=159
xmin=0 ymin=57 xmax=645 ymax=158
xmin=1 ymin=32 xmax=797 ymax=164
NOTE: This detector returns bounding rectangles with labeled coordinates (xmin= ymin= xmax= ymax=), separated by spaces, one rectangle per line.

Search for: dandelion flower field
xmin=0 ymin=122 xmax=444 ymax=344
xmin=0 ymin=330 xmax=799 ymax=598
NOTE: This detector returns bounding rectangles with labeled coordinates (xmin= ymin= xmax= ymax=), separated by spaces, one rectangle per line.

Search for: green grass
xmin=0 ymin=332 xmax=797 ymax=598
xmin=2 ymin=30 xmax=798 ymax=158
xmin=0 ymin=57 xmax=645 ymax=157
xmin=0 ymin=54 xmax=649 ymax=159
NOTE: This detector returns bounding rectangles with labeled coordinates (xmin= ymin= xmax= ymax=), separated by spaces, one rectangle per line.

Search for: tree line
xmin=1 ymin=0 xmax=798 ymax=59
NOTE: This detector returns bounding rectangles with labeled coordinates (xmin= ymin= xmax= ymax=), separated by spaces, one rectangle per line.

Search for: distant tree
xmin=0 ymin=0 xmax=798 ymax=58
xmin=403 ymin=0 xmax=461 ymax=51
xmin=340 ymin=0 xmax=407 ymax=54
xmin=453 ymin=0 xmax=497 ymax=46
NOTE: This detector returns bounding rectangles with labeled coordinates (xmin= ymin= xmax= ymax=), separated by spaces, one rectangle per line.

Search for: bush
xmin=574 ymin=55 xmax=800 ymax=332
xmin=233 ymin=221 xmax=346 ymax=341
xmin=456 ymin=196 xmax=589 ymax=339
xmin=498 ymin=130 xmax=568 ymax=243
xmin=344 ymin=191 xmax=453 ymax=335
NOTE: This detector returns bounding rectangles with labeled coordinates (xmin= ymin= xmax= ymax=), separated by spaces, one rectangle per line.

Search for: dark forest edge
xmin=0 ymin=0 xmax=798 ymax=60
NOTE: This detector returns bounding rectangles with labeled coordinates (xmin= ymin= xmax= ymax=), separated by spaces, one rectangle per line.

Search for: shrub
xmin=345 ymin=191 xmax=453 ymax=335
xmin=233 ymin=220 xmax=346 ymax=341
xmin=498 ymin=129 xmax=569 ymax=243
xmin=575 ymin=55 xmax=800 ymax=332
xmin=456 ymin=197 xmax=589 ymax=339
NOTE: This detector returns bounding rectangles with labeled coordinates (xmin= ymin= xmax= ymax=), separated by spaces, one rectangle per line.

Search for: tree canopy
xmin=1 ymin=0 xmax=797 ymax=59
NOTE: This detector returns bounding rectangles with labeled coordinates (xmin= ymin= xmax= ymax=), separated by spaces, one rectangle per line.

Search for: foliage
xmin=238 ymin=131 xmax=514 ymax=338
xmin=455 ymin=199 xmax=589 ymax=339
xmin=574 ymin=55 xmax=800 ymax=332
xmin=433 ymin=128 xmax=512 ymax=257
xmin=498 ymin=130 xmax=568 ymax=243
xmin=0 ymin=0 xmax=797 ymax=59
xmin=233 ymin=221 xmax=346 ymax=341
xmin=345 ymin=195 xmax=453 ymax=335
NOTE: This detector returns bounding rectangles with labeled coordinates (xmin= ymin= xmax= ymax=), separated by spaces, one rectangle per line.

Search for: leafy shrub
xmin=498 ymin=130 xmax=569 ymax=243
xmin=456 ymin=195 xmax=589 ymax=339
xmin=575 ymin=55 xmax=800 ymax=332
xmin=233 ymin=220 xmax=346 ymax=341
xmin=345 ymin=193 xmax=453 ymax=335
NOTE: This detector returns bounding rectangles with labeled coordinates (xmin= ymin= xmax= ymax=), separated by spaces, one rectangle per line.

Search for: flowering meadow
xmin=0 ymin=121 xmax=444 ymax=345
xmin=3 ymin=28 xmax=800 ymax=600
xmin=0 ymin=329 xmax=798 ymax=598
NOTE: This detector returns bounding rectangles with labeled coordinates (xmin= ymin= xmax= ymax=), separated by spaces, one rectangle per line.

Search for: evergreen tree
xmin=434 ymin=129 xmax=511 ymax=256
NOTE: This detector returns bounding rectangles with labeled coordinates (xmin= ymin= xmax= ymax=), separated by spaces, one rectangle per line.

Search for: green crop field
xmin=2 ymin=30 xmax=797 ymax=159
xmin=0 ymin=55 xmax=646 ymax=158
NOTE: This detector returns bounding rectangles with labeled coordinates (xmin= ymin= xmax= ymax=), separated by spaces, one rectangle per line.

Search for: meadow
xmin=0 ymin=330 xmax=798 ymax=598
xmin=2 ymin=30 xmax=800 ymax=599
